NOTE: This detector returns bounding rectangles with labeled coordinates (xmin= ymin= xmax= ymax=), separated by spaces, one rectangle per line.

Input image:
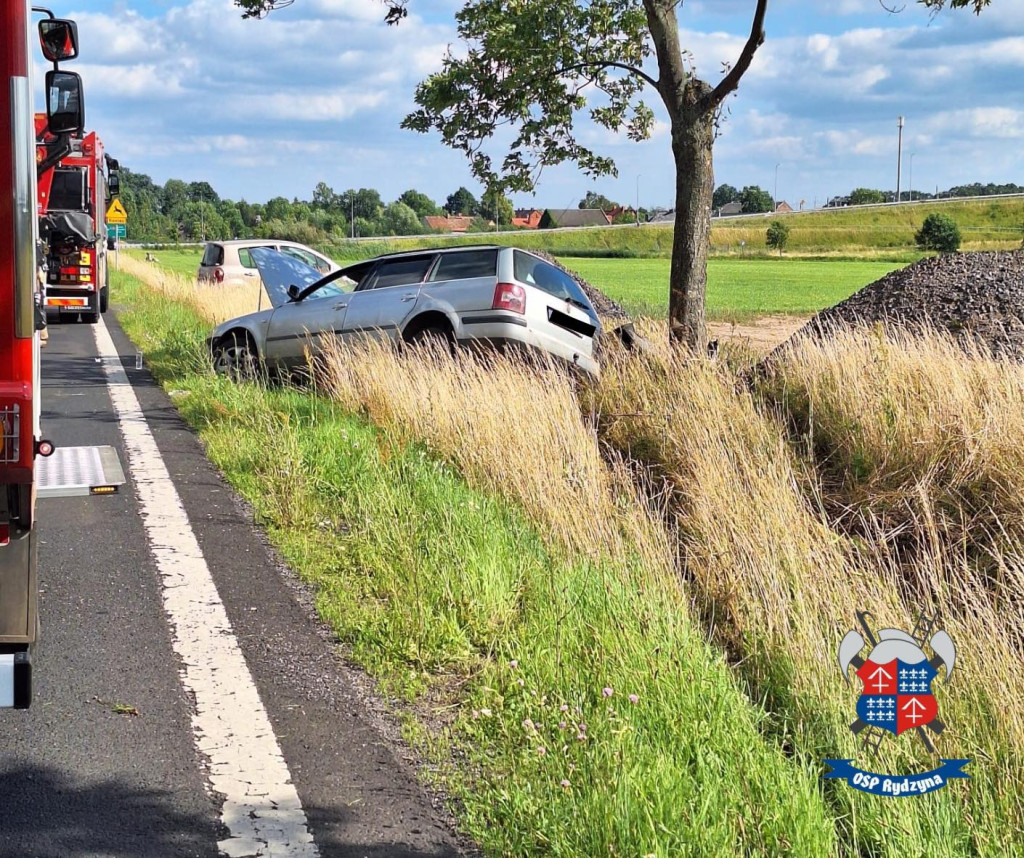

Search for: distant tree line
xmin=710 ymin=181 xmax=1024 ymax=214
xmin=118 ymin=170 xmax=521 ymax=244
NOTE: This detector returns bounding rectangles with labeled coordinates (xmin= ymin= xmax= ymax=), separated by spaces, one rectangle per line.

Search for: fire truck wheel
xmin=86 ymin=308 xmax=101 ymax=325
xmin=100 ymin=286 xmax=109 ymax=314
xmin=213 ymin=332 xmax=263 ymax=383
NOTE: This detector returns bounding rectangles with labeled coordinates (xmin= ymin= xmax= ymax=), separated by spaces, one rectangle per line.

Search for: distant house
xmin=424 ymin=214 xmax=476 ymax=233
xmin=774 ymin=200 xmax=793 ymax=214
xmin=512 ymin=208 xmax=542 ymax=229
xmin=542 ymin=208 xmax=612 ymax=228
xmin=647 ymin=208 xmax=675 ymax=224
xmin=715 ymin=201 xmax=743 ymax=217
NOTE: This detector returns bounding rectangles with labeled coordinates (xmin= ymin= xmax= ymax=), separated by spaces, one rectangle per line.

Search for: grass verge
xmin=110 ymin=267 xmax=837 ymax=856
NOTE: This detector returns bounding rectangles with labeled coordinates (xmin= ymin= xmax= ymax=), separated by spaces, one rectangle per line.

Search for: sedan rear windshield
xmin=513 ymin=251 xmax=594 ymax=315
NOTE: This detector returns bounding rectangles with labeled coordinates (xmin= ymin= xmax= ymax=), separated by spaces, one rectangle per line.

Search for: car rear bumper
xmin=458 ymin=312 xmax=599 ymax=376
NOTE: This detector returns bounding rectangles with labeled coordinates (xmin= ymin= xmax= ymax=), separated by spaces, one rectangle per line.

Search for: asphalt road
xmin=0 ymin=314 xmax=464 ymax=858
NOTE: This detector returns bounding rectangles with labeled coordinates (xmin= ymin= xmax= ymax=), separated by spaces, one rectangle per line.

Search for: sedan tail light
xmin=492 ymin=282 xmax=525 ymax=314
xmin=213 ymin=267 xmax=225 ymax=284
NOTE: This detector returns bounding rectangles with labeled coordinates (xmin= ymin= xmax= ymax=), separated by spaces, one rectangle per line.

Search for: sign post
xmin=106 ymin=199 xmax=127 ymax=270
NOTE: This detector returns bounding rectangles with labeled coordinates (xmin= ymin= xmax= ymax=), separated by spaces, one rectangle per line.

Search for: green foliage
xmin=848 ymin=187 xmax=885 ymax=205
xmin=380 ymin=201 xmax=423 ymax=235
xmin=713 ymin=183 xmax=739 ymax=209
xmin=397 ymin=189 xmax=439 ymax=218
xmin=478 ymin=186 xmax=513 ymax=224
xmin=579 ymin=190 xmax=617 ymax=210
xmin=538 ymin=210 xmax=559 ymax=230
xmin=740 ymin=185 xmax=773 ymax=214
xmin=916 ymin=212 xmax=962 ymax=252
xmin=766 ymin=219 xmax=791 ymax=255
xmin=444 ymin=186 xmax=477 ymax=216
xmin=403 ymin=0 xmax=653 ymax=193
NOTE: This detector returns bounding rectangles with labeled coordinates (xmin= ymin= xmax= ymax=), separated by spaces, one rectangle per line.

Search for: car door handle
xmin=333 ymin=302 xmax=348 ymax=310
xmin=400 ymin=293 xmax=417 ymax=302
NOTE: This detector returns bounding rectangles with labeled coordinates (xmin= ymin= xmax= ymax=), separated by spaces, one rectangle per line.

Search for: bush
xmin=538 ymin=210 xmax=559 ymax=229
xmin=915 ymin=212 xmax=961 ymax=252
xmin=765 ymin=219 xmax=790 ymax=255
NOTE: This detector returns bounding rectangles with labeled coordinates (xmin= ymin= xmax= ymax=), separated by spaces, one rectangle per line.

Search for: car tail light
xmin=492 ymin=282 xmax=526 ymax=314
xmin=214 ymin=267 xmax=225 ymax=284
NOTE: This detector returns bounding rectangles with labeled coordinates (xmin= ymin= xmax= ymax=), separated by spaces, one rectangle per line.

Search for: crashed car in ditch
xmin=207 ymin=244 xmax=602 ymax=379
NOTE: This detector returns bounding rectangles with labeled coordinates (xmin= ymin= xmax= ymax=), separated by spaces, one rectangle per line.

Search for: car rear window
xmin=513 ymin=251 xmax=594 ymax=314
xmin=201 ymin=243 xmax=224 ymax=266
xmin=367 ymin=256 xmax=435 ymax=290
xmin=429 ymin=249 xmax=498 ymax=282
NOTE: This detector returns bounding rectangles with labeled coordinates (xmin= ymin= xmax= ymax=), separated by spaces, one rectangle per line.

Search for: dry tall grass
xmin=591 ymin=334 xmax=1024 ymax=852
xmin=319 ymin=338 xmax=670 ymax=568
xmin=118 ymin=255 xmax=267 ymax=324
xmin=762 ymin=325 xmax=1024 ymax=551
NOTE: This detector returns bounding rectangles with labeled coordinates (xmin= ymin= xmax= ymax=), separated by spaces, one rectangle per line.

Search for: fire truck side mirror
xmin=38 ymin=19 xmax=80 ymax=63
xmin=44 ymin=70 xmax=85 ymax=135
xmin=108 ymin=171 xmax=121 ymax=197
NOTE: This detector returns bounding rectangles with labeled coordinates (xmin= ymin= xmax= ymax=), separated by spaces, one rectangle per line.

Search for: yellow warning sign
xmin=106 ymin=199 xmax=128 ymax=224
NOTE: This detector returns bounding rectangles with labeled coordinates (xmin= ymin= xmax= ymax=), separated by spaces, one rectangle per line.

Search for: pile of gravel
xmin=533 ymin=251 xmax=631 ymax=321
xmin=797 ymin=249 xmax=1024 ymax=358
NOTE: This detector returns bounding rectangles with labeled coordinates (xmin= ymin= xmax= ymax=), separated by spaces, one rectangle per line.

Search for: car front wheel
xmin=213 ymin=332 xmax=262 ymax=382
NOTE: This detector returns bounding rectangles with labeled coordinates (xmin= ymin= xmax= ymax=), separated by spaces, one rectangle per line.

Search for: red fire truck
xmin=35 ymin=122 xmax=118 ymax=323
xmin=1 ymin=4 xmax=82 ymax=707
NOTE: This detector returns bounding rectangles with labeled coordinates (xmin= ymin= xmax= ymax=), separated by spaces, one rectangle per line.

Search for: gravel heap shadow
xmin=795 ymin=249 xmax=1024 ymax=358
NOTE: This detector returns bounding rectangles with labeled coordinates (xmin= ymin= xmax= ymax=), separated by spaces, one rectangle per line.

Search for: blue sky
xmin=46 ymin=0 xmax=1024 ymax=211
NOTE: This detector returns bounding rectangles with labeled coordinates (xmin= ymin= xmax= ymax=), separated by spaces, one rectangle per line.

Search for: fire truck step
xmin=36 ymin=445 xmax=125 ymax=498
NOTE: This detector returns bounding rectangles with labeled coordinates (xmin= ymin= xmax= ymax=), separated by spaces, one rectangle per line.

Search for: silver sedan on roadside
xmin=208 ymin=245 xmax=602 ymax=379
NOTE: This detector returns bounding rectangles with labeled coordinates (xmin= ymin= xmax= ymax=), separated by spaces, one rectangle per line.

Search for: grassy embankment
xmin=139 ymin=194 xmax=1023 ymax=266
xmin=111 ymin=256 xmax=834 ymax=856
xmin=113 ymin=254 xmax=1024 ymax=854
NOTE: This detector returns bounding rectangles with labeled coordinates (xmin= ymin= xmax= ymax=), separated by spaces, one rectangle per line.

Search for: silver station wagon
xmin=208 ymin=245 xmax=602 ymax=378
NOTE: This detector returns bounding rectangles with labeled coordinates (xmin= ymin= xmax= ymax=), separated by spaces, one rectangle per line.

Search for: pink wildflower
xmin=629 ymin=694 xmax=639 ymax=704
xmin=602 ymin=687 xmax=614 ymax=698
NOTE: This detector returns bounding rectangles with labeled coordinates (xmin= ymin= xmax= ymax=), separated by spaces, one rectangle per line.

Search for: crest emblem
xmin=824 ymin=611 xmax=970 ymax=796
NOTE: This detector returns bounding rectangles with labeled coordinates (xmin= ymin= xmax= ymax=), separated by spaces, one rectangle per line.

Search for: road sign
xmin=106 ymin=199 xmax=127 ymax=224
xmin=107 ymin=223 xmax=125 ymax=239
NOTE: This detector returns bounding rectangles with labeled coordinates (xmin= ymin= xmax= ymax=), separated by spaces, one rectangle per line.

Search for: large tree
xmin=236 ymin=0 xmax=991 ymax=348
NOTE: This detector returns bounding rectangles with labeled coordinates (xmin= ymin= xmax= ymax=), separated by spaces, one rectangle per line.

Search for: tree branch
xmin=557 ymin=60 xmax=659 ymax=91
xmin=706 ymin=0 xmax=768 ymax=108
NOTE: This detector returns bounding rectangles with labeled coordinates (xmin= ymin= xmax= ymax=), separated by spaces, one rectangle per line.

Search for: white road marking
xmin=93 ymin=317 xmax=319 ymax=858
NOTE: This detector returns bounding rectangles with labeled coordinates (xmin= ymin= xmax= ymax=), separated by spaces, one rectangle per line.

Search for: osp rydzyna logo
xmin=823 ymin=611 xmax=971 ymax=796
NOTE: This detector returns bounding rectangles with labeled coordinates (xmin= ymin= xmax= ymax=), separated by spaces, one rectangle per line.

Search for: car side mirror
xmin=45 ymin=70 xmax=85 ymax=134
xmin=38 ymin=19 xmax=79 ymax=62
xmin=287 ymin=284 xmax=301 ymax=301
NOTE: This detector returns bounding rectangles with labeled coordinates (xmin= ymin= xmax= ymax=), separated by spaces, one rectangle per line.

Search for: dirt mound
xmin=533 ymin=251 xmax=631 ymax=321
xmin=796 ymin=249 xmax=1024 ymax=358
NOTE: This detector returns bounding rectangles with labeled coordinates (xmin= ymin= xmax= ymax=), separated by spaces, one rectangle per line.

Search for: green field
xmin=131 ymin=248 xmax=903 ymax=320
xmin=561 ymin=257 xmax=905 ymax=318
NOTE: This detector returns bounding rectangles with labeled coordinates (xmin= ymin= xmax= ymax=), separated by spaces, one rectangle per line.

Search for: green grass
xmin=110 ymin=268 xmax=839 ymax=856
xmin=560 ymin=257 xmax=906 ymax=319
xmin=125 ymin=246 xmax=203 ymax=278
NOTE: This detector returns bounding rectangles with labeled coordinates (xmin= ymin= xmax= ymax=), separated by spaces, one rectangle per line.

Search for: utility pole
xmin=896 ymin=116 xmax=904 ymax=203
xmin=636 ymin=174 xmax=641 ymax=226
xmin=350 ymin=194 xmax=355 ymax=239
xmin=909 ymin=152 xmax=915 ymax=202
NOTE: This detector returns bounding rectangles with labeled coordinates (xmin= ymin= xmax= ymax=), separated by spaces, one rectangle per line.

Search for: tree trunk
xmin=667 ymin=97 xmax=714 ymax=351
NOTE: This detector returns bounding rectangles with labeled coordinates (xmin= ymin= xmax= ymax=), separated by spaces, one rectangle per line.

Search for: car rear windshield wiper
xmin=565 ymin=296 xmax=592 ymax=313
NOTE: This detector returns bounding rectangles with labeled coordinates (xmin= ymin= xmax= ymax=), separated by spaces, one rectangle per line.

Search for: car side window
xmin=280 ymin=247 xmax=316 ymax=267
xmin=364 ymin=256 xmax=435 ymax=290
xmin=238 ymin=248 xmax=257 ymax=269
xmin=429 ymin=249 xmax=498 ymax=282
